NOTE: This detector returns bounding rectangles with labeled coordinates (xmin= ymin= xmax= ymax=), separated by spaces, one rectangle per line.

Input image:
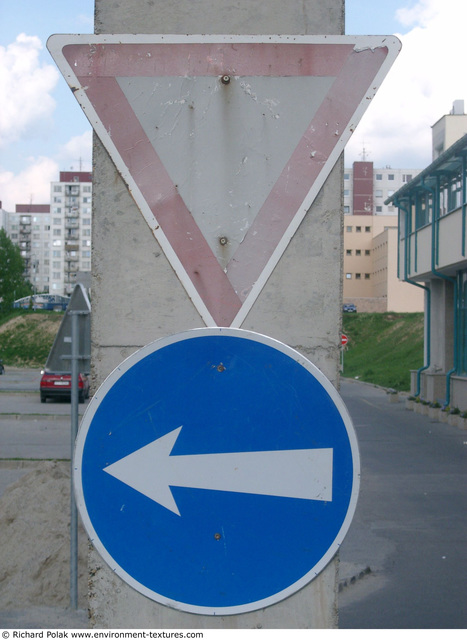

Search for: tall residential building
xmin=50 ymin=171 xmax=92 ymax=295
xmin=5 ymin=204 xmax=51 ymax=293
xmin=343 ymin=162 xmax=423 ymax=312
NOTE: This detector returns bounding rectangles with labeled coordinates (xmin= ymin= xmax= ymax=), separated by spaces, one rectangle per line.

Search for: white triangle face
xmin=118 ymin=75 xmax=335 ymax=268
xmin=48 ymin=35 xmax=401 ymax=327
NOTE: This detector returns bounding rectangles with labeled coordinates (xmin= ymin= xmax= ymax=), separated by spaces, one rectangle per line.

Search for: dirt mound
xmin=0 ymin=461 xmax=88 ymax=609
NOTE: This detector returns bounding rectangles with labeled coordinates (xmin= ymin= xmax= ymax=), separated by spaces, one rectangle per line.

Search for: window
xmin=346 ymin=273 xmax=352 ymax=279
xmin=388 ymin=174 xmax=395 ymax=181
xmin=83 ymin=186 xmax=91 ymax=193
xmin=376 ymin=206 xmax=383 ymax=213
xmin=53 ymin=261 xmax=61 ymax=269
xmin=365 ymin=250 xmax=370 ymax=256
xmin=365 ymin=273 xmax=370 ymax=279
xmin=365 ymin=226 xmax=371 ymax=232
xmin=53 ymin=186 xmax=62 ymax=192
xmin=355 ymin=273 xmax=361 ymax=280
xmin=375 ymin=190 xmax=383 ymax=198
xmin=344 ymin=206 xmax=350 ymax=213
xmin=403 ymin=174 xmax=413 ymax=183
xmin=53 ymin=272 xmax=61 ymax=279
xmin=52 ymin=250 xmax=61 ymax=258
xmin=346 ymin=249 xmax=352 ymax=256
xmin=53 ymin=229 xmax=61 ymax=236
xmin=82 ymin=218 xmax=91 ymax=225
xmin=356 ymin=250 xmax=361 ymax=256
xmin=375 ymin=174 xmax=382 ymax=180
xmin=356 ymin=226 xmax=361 ymax=232
xmin=346 ymin=225 xmax=352 ymax=232
xmin=53 ymin=218 xmax=61 ymax=225
xmin=344 ymin=189 xmax=350 ymax=196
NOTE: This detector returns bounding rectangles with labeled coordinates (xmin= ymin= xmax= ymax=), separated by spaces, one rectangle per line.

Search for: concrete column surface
xmin=89 ymin=0 xmax=344 ymax=628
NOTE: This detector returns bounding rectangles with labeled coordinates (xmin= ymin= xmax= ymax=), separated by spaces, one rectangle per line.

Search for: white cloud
xmin=345 ymin=0 xmax=467 ymax=168
xmin=0 ymin=157 xmax=58 ymax=211
xmin=57 ymin=130 xmax=93 ymax=172
xmin=0 ymin=131 xmax=93 ymax=211
xmin=0 ymin=33 xmax=59 ymax=148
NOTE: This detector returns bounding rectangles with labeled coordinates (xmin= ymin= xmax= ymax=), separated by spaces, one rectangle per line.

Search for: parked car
xmin=343 ymin=303 xmax=357 ymax=313
xmin=40 ymin=371 xmax=90 ymax=403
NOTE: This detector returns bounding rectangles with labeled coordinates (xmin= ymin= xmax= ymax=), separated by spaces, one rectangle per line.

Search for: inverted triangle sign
xmin=48 ymin=34 xmax=401 ymax=327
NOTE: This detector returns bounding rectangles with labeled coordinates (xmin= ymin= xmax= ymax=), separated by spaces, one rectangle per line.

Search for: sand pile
xmin=0 ymin=461 xmax=88 ymax=609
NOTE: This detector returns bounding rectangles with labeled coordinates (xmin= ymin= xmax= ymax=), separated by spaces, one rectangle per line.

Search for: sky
xmin=0 ymin=0 xmax=466 ymax=211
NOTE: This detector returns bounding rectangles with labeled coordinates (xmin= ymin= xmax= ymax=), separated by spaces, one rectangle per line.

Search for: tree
xmin=0 ymin=228 xmax=33 ymax=312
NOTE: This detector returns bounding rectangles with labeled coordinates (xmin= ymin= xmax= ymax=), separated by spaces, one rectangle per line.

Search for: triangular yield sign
xmin=48 ymin=34 xmax=400 ymax=327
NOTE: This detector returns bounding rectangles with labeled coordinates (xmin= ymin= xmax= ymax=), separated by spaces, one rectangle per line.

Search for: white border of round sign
xmin=74 ymin=327 xmax=360 ymax=616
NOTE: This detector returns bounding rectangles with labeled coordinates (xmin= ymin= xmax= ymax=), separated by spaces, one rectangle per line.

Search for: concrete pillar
xmin=89 ymin=0 xmax=344 ymax=628
xmin=429 ymin=278 xmax=454 ymax=373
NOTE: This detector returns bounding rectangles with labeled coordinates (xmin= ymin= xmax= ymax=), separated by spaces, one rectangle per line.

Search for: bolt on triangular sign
xmin=48 ymin=34 xmax=400 ymax=327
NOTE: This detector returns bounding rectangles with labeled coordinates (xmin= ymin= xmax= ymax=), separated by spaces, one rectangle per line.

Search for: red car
xmin=40 ymin=371 xmax=90 ymax=403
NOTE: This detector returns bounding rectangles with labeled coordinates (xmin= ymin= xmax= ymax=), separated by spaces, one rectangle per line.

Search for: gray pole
xmin=70 ymin=311 xmax=79 ymax=609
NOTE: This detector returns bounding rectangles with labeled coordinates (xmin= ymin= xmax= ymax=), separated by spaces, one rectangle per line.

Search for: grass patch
xmin=1 ymin=310 xmax=424 ymax=392
xmin=0 ymin=310 xmax=63 ymax=367
xmin=342 ymin=312 xmax=424 ymax=391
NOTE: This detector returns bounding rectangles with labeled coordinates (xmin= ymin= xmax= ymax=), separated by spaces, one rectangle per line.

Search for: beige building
xmin=432 ymin=99 xmax=467 ymax=159
xmin=343 ymin=213 xmax=424 ymax=312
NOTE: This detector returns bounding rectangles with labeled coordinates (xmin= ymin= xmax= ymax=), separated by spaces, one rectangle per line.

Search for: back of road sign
xmin=45 ymin=283 xmax=91 ymax=374
xmin=48 ymin=34 xmax=401 ymax=327
xmin=74 ymin=328 xmax=360 ymax=616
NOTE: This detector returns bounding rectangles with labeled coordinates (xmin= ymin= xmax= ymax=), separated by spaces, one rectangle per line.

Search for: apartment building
xmin=50 ymin=171 xmax=92 ymax=296
xmin=343 ymin=162 xmax=423 ymax=312
xmin=5 ymin=204 xmax=51 ymax=293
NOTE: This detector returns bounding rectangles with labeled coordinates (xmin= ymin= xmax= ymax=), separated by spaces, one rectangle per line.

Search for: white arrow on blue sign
xmin=74 ymin=328 xmax=360 ymax=616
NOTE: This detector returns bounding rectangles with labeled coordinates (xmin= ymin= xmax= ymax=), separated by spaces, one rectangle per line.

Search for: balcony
xmin=400 ymin=205 xmax=467 ymax=280
xmin=388 ymin=134 xmax=467 ymax=283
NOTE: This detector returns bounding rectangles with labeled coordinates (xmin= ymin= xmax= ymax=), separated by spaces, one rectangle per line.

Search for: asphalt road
xmin=0 ymin=367 xmax=88 ymax=494
xmin=338 ymin=378 xmax=467 ymax=629
xmin=0 ymin=368 xmax=466 ymax=629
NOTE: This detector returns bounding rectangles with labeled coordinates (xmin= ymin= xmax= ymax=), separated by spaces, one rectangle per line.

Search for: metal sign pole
xmin=70 ymin=311 xmax=79 ymax=609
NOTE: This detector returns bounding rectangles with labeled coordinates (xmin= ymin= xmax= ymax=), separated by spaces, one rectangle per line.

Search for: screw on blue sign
xmin=74 ymin=328 xmax=360 ymax=616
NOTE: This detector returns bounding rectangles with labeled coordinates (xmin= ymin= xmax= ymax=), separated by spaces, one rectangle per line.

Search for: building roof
xmin=15 ymin=204 xmax=50 ymax=214
xmin=385 ymin=133 xmax=467 ymax=204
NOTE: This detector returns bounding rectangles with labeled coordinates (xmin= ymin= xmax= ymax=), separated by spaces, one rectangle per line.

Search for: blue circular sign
xmin=74 ymin=328 xmax=359 ymax=615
